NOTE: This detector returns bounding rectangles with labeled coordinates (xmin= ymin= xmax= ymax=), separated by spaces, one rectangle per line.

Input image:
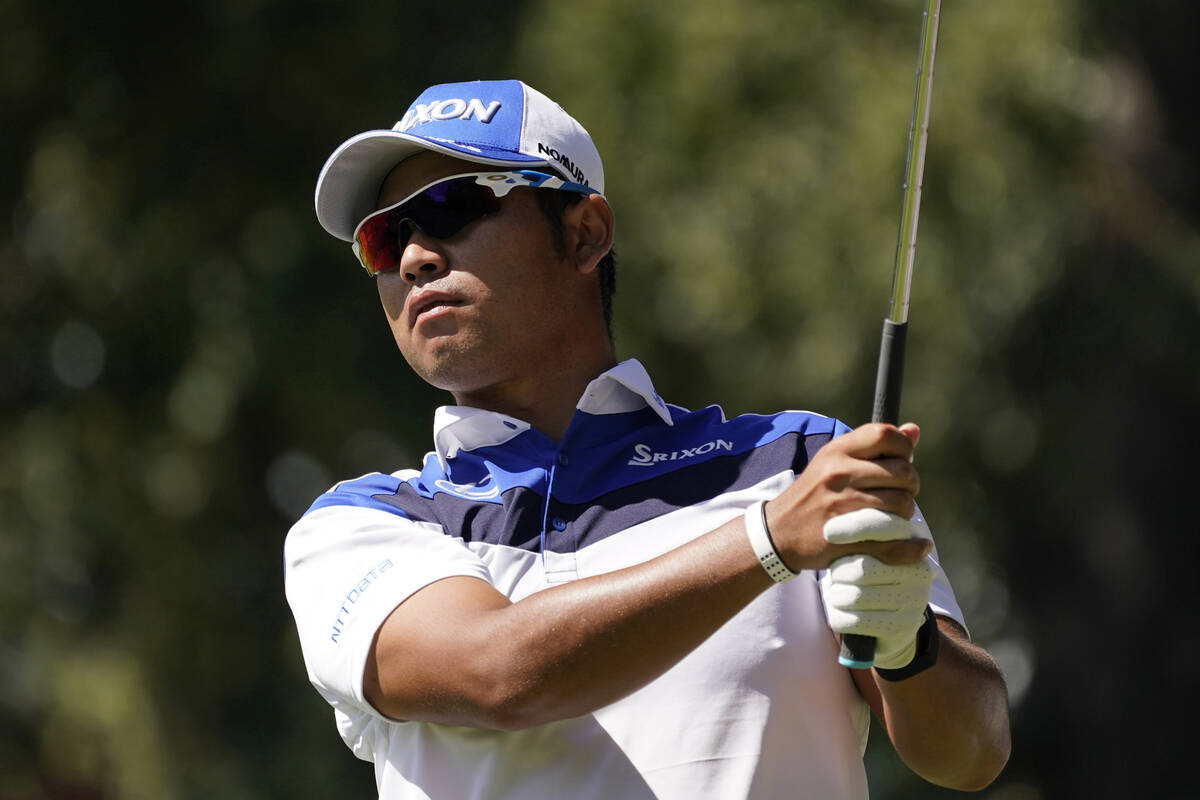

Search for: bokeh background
xmin=2 ymin=0 xmax=1197 ymax=797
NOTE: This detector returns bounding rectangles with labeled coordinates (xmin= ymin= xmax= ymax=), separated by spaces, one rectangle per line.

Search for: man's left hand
xmin=822 ymin=509 xmax=934 ymax=670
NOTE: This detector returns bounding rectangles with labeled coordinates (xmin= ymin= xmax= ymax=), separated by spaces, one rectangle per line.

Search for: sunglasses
xmin=351 ymin=170 xmax=599 ymax=276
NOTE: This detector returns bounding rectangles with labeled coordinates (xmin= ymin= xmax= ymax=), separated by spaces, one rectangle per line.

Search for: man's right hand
xmin=764 ymin=422 xmax=930 ymax=571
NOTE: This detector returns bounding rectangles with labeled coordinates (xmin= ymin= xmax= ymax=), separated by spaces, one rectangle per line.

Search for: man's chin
xmin=407 ymin=352 xmax=502 ymax=396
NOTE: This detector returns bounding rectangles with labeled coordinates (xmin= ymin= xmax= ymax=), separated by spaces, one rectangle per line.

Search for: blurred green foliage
xmin=1 ymin=0 xmax=1196 ymax=798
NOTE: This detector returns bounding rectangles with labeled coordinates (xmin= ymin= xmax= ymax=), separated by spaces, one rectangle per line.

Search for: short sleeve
xmin=283 ymin=500 xmax=493 ymax=727
xmin=910 ymin=507 xmax=967 ymax=632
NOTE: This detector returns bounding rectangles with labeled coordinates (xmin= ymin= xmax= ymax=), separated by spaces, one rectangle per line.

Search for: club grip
xmin=872 ymin=319 xmax=907 ymax=427
xmin=840 ymin=320 xmax=910 ymax=670
xmin=839 ymin=634 xmax=878 ymax=669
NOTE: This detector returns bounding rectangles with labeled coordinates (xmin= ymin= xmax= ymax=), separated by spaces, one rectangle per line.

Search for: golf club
xmin=839 ymin=0 xmax=943 ymax=670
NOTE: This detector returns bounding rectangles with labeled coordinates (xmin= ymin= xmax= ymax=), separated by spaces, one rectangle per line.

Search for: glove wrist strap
xmin=875 ymin=606 xmax=940 ymax=682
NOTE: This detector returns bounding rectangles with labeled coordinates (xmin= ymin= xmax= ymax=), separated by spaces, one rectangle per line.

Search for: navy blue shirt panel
xmin=305 ymin=406 xmax=845 ymax=557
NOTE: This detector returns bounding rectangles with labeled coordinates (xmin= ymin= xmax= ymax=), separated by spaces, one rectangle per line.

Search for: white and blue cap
xmin=315 ymin=79 xmax=605 ymax=242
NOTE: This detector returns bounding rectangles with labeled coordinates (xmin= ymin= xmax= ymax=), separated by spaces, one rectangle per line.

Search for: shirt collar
xmin=575 ymin=358 xmax=673 ymax=424
xmin=432 ymin=358 xmax=674 ymax=467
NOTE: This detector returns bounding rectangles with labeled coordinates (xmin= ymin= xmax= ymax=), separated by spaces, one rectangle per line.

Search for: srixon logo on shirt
xmin=395 ymin=98 xmax=503 ymax=132
xmin=627 ymin=438 xmax=734 ymax=467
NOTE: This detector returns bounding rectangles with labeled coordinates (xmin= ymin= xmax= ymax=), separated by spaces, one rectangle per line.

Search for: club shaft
xmin=888 ymin=0 xmax=941 ymax=326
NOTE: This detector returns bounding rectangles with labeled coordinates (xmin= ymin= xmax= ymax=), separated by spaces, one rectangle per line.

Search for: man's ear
xmin=563 ymin=194 xmax=615 ymax=274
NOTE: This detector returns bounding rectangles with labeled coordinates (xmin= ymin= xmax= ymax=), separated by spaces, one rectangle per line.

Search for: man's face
xmin=371 ymin=152 xmax=590 ymax=397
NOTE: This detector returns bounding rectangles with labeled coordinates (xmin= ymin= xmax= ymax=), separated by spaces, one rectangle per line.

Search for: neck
xmin=451 ymin=350 xmax=617 ymax=442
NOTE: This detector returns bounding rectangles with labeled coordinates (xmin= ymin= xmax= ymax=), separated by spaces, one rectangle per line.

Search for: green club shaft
xmin=889 ymin=0 xmax=941 ymax=327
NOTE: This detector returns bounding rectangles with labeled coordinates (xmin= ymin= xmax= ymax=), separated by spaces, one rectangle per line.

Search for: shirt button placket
xmin=543 ymin=450 xmax=578 ymax=583
xmin=552 ymin=451 xmax=570 ymax=532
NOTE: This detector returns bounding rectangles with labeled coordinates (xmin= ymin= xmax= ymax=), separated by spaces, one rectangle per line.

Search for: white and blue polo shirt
xmin=284 ymin=359 xmax=964 ymax=800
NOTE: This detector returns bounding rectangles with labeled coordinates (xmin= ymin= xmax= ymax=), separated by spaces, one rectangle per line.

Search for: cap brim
xmin=314 ymin=130 xmax=551 ymax=241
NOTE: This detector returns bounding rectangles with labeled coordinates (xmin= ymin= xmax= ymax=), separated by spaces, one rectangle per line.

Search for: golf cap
xmin=315 ymin=79 xmax=605 ymax=242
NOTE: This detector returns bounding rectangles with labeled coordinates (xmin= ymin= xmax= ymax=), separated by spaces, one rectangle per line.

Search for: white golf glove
xmin=822 ymin=509 xmax=935 ymax=671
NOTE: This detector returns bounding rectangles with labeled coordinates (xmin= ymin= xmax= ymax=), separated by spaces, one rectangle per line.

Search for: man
xmin=285 ymin=79 xmax=1010 ymax=799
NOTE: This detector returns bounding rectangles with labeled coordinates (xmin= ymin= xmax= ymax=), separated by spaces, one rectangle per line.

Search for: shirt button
xmin=551 ymin=517 xmax=567 ymax=531
xmin=557 ymin=452 xmax=569 ymax=467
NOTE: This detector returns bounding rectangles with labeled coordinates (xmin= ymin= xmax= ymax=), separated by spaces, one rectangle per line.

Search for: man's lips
xmin=407 ymin=291 xmax=463 ymax=326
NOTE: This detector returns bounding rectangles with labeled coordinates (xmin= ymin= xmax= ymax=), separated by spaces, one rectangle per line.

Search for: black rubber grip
xmin=872 ymin=319 xmax=908 ymax=426
xmin=843 ymin=320 xmax=911 ymax=669
xmin=840 ymin=634 xmax=879 ymax=669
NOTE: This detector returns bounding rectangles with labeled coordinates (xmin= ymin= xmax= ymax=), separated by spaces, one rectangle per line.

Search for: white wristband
xmin=744 ymin=500 xmax=796 ymax=583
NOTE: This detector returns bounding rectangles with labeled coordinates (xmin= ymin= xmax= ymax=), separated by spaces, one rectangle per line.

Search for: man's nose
xmin=399 ymin=227 xmax=449 ymax=284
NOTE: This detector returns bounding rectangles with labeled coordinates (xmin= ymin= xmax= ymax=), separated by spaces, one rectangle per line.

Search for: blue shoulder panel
xmin=304 ymin=471 xmax=411 ymax=517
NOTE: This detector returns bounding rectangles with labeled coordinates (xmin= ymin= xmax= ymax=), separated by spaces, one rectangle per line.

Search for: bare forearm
xmin=867 ymin=620 xmax=1011 ymax=790
xmin=484 ymin=519 xmax=775 ymax=726
xmin=370 ymin=515 xmax=772 ymax=729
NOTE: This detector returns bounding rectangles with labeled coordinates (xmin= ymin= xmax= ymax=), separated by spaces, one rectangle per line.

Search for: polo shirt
xmin=284 ymin=359 xmax=965 ymax=799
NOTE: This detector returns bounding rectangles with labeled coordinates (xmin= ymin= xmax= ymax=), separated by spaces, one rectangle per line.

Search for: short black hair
xmin=533 ymin=188 xmax=617 ymax=344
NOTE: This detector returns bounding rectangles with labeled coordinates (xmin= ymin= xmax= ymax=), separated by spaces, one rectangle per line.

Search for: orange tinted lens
xmin=354 ymin=177 xmax=502 ymax=274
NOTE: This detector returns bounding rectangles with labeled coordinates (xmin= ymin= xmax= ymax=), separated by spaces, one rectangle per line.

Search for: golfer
xmin=284 ymin=79 xmax=1010 ymax=799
